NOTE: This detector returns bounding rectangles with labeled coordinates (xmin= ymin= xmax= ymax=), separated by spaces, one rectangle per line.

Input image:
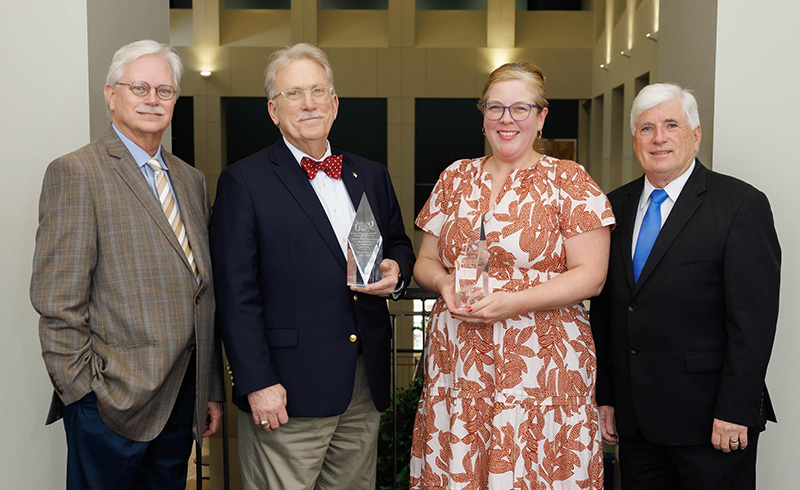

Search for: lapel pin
xmin=352 ymin=172 xmax=358 ymax=178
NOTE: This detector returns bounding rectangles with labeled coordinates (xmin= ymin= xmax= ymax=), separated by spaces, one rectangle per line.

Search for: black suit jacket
xmin=591 ymin=161 xmax=780 ymax=446
xmin=209 ymin=139 xmax=415 ymax=416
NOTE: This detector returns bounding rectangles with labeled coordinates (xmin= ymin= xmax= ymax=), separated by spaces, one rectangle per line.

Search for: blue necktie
xmin=633 ymin=189 xmax=668 ymax=283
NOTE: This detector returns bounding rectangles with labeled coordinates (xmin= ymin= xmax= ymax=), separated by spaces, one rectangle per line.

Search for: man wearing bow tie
xmin=209 ymin=43 xmax=415 ymax=489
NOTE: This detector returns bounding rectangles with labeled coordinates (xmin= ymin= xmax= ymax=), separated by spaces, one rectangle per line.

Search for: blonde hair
xmin=478 ymin=61 xmax=548 ymax=110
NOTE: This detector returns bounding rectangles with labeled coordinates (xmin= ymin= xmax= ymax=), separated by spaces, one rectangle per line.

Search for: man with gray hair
xmin=591 ymin=82 xmax=780 ymax=489
xmin=210 ymin=42 xmax=415 ymax=489
xmin=31 ymin=39 xmax=224 ymax=489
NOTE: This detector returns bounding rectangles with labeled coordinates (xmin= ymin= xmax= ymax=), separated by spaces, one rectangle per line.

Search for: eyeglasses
xmin=116 ymin=81 xmax=178 ymax=100
xmin=273 ymin=87 xmax=335 ymax=106
xmin=481 ymin=103 xmax=539 ymax=121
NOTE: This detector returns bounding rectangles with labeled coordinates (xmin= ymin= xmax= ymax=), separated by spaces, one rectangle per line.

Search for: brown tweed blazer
xmin=31 ymin=127 xmax=224 ymax=443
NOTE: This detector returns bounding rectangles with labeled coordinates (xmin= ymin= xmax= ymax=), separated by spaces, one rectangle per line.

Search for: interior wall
xmin=0 ymin=0 xmax=89 ymax=486
xmin=590 ymin=0 xmax=659 ymax=192
xmin=87 ymin=0 xmax=172 ymax=145
xmin=657 ymin=0 xmax=717 ymax=166
xmin=0 ymin=1 xmax=173 ymax=484
xmin=713 ymin=2 xmax=800 ymax=486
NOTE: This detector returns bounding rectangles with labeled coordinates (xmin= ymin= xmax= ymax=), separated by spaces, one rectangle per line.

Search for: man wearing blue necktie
xmin=591 ymin=83 xmax=781 ymax=490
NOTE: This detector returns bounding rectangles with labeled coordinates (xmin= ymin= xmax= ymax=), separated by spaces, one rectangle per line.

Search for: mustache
xmin=297 ymin=110 xmax=326 ymax=121
xmin=135 ymin=106 xmax=167 ymax=115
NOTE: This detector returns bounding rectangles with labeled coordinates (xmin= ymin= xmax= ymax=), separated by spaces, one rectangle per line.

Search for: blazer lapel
xmin=270 ymin=141 xmax=347 ymax=269
xmin=104 ymin=129 xmax=196 ymax=277
xmin=618 ymin=179 xmax=643 ymax=291
xmin=633 ymin=162 xmax=707 ymax=293
xmin=339 ymin=153 xmax=366 ymax=212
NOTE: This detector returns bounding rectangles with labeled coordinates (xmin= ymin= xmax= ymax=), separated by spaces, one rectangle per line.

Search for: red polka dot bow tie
xmin=300 ymin=155 xmax=343 ymax=180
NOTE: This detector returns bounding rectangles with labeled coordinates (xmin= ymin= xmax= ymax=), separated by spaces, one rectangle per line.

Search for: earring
xmin=482 ymin=126 xmax=486 ymax=136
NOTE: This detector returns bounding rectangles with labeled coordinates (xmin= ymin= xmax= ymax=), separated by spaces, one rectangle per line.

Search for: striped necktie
xmin=147 ymin=158 xmax=198 ymax=278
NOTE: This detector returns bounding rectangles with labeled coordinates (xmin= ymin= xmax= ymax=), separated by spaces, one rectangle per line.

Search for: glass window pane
xmin=414 ymin=98 xmax=484 ymax=218
xmin=225 ymin=0 xmax=290 ymax=9
xmin=321 ymin=0 xmax=388 ymax=9
xmin=416 ymin=0 xmax=486 ymax=10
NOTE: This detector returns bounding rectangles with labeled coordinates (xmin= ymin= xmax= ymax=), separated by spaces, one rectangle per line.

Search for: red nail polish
xmin=467 ymin=306 xmax=473 ymax=313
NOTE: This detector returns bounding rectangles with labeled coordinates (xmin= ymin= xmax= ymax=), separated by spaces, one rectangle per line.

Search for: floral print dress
xmin=410 ymin=155 xmax=615 ymax=490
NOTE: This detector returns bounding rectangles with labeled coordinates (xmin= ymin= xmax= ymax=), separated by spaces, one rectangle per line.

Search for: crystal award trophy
xmin=347 ymin=193 xmax=383 ymax=286
xmin=455 ymin=218 xmax=489 ymax=309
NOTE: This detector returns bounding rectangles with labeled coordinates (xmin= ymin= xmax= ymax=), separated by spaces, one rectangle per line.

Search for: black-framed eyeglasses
xmin=481 ymin=103 xmax=539 ymax=121
xmin=116 ymin=81 xmax=178 ymax=100
xmin=273 ymin=87 xmax=335 ymax=106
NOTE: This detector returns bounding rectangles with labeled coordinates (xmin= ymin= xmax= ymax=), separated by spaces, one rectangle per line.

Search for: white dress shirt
xmin=284 ymin=137 xmax=356 ymax=257
xmin=631 ymin=160 xmax=696 ymax=257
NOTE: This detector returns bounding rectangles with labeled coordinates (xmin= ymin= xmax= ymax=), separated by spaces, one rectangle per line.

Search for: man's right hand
xmin=599 ymin=405 xmax=619 ymax=445
xmin=248 ymin=383 xmax=289 ymax=433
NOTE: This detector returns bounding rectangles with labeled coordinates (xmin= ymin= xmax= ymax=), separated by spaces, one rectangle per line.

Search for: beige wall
xmin=658 ymin=0 xmax=717 ymax=166
xmin=590 ymin=0 xmax=660 ymax=192
xmin=0 ymin=0 xmax=89 ymax=486
xmin=0 ymin=1 xmax=171 ymax=484
xmin=87 ymin=0 xmax=172 ymax=143
xmin=713 ymin=2 xmax=800 ymax=486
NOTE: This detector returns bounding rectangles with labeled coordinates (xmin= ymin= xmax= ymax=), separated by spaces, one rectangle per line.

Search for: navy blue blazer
xmin=591 ymin=161 xmax=780 ymax=445
xmin=209 ymin=139 xmax=415 ymax=416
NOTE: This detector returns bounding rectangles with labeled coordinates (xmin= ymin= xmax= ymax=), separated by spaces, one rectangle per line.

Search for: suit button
xmin=195 ymin=297 xmax=201 ymax=305
xmin=188 ymin=343 xmax=196 ymax=352
xmin=353 ymin=294 xmax=358 ymax=301
xmin=349 ymin=334 xmax=358 ymax=343
xmin=630 ymin=346 xmax=639 ymax=355
xmin=627 ymin=304 xmax=637 ymax=313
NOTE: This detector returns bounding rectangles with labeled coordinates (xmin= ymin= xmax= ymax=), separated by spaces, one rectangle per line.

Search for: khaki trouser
xmin=238 ymin=355 xmax=381 ymax=490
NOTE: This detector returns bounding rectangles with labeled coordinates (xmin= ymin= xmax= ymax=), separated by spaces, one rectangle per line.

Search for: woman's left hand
xmin=450 ymin=291 xmax=522 ymax=325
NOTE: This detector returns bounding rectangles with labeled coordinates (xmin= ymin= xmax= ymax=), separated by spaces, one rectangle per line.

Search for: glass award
xmin=455 ymin=218 xmax=489 ymax=309
xmin=347 ymin=193 xmax=383 ymax=286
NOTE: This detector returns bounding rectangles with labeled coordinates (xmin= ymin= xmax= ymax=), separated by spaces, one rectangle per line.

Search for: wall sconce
xmin=646 ymin=31 xmax=659 ymax=41
xmin=620 ymin=49 xmax=632 ymax=58
xmin=200 ymin=70 xmax=212 ymax=78
xmin=600 ymin=63 xmax=610 ymax=71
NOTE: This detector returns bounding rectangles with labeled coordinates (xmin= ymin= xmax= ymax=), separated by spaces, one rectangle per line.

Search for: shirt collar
xmin=639 ymin=159 xmax=696 ymax=210
xmin=112 ymin=123 xmax=166 ymax=170
xmin=283 ymin=137 xmax=331 ymax=167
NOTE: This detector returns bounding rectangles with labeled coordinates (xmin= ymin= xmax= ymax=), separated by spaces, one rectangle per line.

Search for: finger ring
xmin=259 ymin=420 xmax=269 ymax=427
xmin=731 ymin=439 xmax=739 ymax=444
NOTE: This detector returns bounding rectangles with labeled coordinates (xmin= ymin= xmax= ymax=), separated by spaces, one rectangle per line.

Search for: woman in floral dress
xmin=410 ymin=62 xmax=616 ymax=490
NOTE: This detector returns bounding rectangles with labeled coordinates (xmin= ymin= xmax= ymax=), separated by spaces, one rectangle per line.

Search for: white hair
xmin=263 ymin=43 xmax=334 ymax=99
xmin=105 ymin=39 xmax=183 ymax=90
xmin=630 ymin=83 xmax=700 ymax=135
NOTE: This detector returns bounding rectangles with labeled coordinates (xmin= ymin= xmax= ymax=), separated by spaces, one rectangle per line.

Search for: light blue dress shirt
xmin=112 ymin=124 xmax=184 ymax=218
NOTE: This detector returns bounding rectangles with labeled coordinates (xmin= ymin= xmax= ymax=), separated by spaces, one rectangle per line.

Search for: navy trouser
xmin=62 ymin=358 xmax=196 ymax=490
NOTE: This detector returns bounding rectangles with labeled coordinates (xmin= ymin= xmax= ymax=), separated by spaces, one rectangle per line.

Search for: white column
xmin=0 ymin=0 xmax=171 ymax=484
xmin=713 ymin=2 xmax=800 ymax=486
xmin=0 ymin=1 xmax=89 ymax=486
